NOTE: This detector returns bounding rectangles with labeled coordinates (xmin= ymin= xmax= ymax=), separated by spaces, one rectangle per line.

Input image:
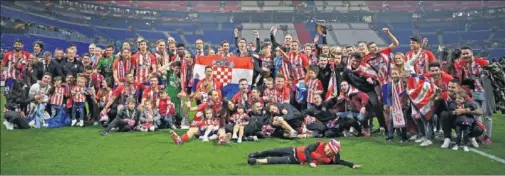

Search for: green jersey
xmin=96 ymin=56 xmax=116 ymax=78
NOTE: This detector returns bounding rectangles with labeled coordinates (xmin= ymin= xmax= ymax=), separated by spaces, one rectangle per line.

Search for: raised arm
xmin=270 ymin=26 xmax=281 ymax=49
xmin=234 ymin=28 xmax=239 ymax=48
xmin=254 ymin=30 xmax=261 ymax=53
xmin=383 ymin=28 xmax=399 ymax=51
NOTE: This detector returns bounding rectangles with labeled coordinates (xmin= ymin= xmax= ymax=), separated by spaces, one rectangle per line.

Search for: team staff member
xmin=247 ymin=139 xmax=361 ymax=169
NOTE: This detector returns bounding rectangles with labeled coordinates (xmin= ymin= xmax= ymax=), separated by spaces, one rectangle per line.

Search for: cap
xmin=328 ymin=139 xmax=341 ymax=154
xmin=410 ymin=35 xmax=422 ymax=43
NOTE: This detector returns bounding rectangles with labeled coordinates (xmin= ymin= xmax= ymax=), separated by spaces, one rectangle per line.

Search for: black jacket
xmin=317 ymin=64 xmax=333 ymax=96
xmin=269 ymin=103 xmax=303 ymax=129
xmin=302 ymin=96 xmax=339 ymax=124
xmin=270 ymin=33 xmax=290 ymax=53
xmin=343 ymin=68 xmax=375 ymax=93
xmin=53 ymin=57 xmax=66 ymax=65
xmin=62 ymin=59 xmax=84 ymax=78
xmin=33 ymin=60 xmax=63 ymax=80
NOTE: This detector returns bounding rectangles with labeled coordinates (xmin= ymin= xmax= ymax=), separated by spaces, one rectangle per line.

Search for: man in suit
xmin=33 ymin=51 xmax=63 ymax=80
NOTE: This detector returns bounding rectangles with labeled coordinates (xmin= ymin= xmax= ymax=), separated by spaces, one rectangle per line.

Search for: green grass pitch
xmin=1 ymin=96 xmax=504 ymax=174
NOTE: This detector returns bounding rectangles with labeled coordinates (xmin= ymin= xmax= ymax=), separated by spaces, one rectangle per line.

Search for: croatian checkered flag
xmin=191 ymin=56 xmax=254 ymax=99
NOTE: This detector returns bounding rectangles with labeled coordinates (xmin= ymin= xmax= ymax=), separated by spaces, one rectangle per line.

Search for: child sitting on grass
xmin=199 ymin=108 xmax=221 ymax=142
xmin=156 ymin=91 xmax=177 ymax=129
xmin=101 ymin=98 xmax=138 ymax=136
xmin=138 ymin=100 xmax=161 ymax=132
xmin=231 ymin=105 xmax=249 ymax=143
xmin=448 ymin=90 xmax=481 ymax=152
xmin=169 ymin=107 xmax=220 ymax=144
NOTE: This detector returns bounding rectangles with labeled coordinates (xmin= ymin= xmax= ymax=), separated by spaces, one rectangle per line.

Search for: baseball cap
xmin=410 ymin=35 xmax=422 ymax=43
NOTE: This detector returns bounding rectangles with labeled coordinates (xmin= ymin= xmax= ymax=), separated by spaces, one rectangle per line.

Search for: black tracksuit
xmin=343 ymin=68 xmax=386 ymax=132
xmin=252 ymin=142 xmax=355 ymax=167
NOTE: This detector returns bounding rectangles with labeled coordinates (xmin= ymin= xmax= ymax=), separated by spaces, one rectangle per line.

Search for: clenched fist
xmin=382 ymin=28 xmax=390 ymax=34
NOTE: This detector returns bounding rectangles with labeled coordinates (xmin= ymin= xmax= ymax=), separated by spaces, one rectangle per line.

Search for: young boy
xmin=100 ymin=98 xmax=139 ymax=136
xmin=247 ymin=139 xmax=361 ymax=169
xmin=71 ymin=77 xmax=87 ymax=127
xmin=157 ymin=91 xmax=177 ymax=129
xmin=48 ymin=76 xmax=66 ymax=118
xmin=383 ymin=68 xmax=409 ymax=143
xmin=447 ymin=90 xmax=481 ymax=151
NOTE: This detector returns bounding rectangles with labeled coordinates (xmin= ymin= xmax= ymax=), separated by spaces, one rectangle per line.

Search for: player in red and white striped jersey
xmin=278 ymin=40 xmax=310 ymax=86
xmin=131 ymin=40 xmax=156 ymax=85
xmin=273 ymin=74 xmax=291 ymax=104
xmin=141 ymin=75 xmax=161 ymax=108
xmin=405 ymin=35 xmax=436 ymax=76
xmin=113 ymin=48 xmax=133 ymax=87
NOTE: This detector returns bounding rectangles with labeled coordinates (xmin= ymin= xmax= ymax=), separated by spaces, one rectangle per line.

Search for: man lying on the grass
xmin=247 ymin=139 xmax=361 ymax=169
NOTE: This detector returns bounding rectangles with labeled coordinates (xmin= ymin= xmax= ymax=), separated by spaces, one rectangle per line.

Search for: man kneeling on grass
xmin=247 ymin=139 xmax=361 ymax=169
xmin=100 ymin=98 xmax=138 ymax=136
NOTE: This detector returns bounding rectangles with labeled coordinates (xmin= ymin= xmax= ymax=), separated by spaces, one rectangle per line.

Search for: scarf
xmin=145 ymin=109 xmax=153 ymax=119
xmin=142 ymin=52 xmax=151 ymax=66
xmin=325 ymin=63 xmax=339 ymax=100
xmin=124 ymin=108 xmax=137 ymax=127
xmin=391 ymin=81 xmax=406 ymax=128
xmin=118 ymin=58 xmax=131 ymax=82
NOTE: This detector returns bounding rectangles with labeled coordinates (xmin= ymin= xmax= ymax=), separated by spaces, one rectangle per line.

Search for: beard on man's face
xmin=14 ymin=47 xmax=21 ymax=52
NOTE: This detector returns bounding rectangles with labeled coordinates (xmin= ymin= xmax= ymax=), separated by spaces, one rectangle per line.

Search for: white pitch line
xmin=470 ymin=148 xmax=505 ymax=164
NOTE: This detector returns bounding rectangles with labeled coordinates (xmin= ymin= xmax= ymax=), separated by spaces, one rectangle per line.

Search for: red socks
xmin=181 ymin=134 xmax=190 ymax=142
